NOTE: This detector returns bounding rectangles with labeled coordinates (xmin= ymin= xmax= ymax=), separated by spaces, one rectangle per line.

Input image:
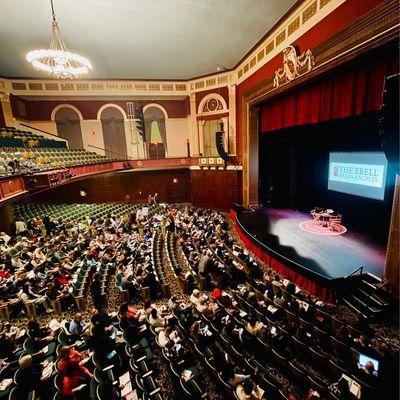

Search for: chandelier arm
xmin=50 ymin=0 xmax=56 ymax=21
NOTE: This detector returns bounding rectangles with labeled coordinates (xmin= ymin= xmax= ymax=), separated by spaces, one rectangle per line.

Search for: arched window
xmin=143 ymin=106 xmax=167 ymax=159
xmin=100 ymin=107 xmax=127 ymax=159
xmin=54 ymin=107 xmax=83 ymax=149
xmin=197 ymin=94 xmax=228 ymax=157
xmin=197 ymin=93 xmax=227 ymax=116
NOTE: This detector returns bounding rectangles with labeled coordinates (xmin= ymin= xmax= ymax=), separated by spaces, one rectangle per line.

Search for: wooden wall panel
xmin=191 ymin=169 xmax=242 ymax=210
xmin=384 ymin=175 xmax=399 ymax=298
xmin=24 ymin=168 xmax=242 ymax=211
xmin=28 ymin=169 xmax=191 ymax=205
xmin=0 ymin=176 xmax=25 ymax=199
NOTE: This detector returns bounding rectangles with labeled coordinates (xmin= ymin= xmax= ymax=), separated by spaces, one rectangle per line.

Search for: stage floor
xmin=236 ymin=207 xmax=386 ymax=281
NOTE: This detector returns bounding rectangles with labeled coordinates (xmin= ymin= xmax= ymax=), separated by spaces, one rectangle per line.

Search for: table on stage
xmin=310 ymin=208 xmax=342 ymax=229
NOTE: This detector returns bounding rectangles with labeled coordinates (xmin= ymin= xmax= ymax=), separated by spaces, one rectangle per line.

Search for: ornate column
xmin=228 ymin=84 xmax=236 ymax=155
xmin=197 ymin=120 xmax=205 ymax=157
xmin=0 ymin=91 xmax=15 ymax=127
xmin=247 ymin=105 xmax=260 ymax=207
xmin=189 ymin=93 xmax=199 ymax=156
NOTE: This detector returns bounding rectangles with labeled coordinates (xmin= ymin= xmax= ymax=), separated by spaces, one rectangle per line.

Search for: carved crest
xmin=273 ymin=45 xmax=315 ymax=88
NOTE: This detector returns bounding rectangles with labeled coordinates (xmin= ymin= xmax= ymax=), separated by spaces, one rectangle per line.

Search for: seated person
xmin=17 ymin=354 xmax=46 ymax=394
xmin=158 ymin=327 xmax=173 ymax=348
xmin=353 ymin=335 xmax=379 ymax=358
xmin=57 ymin=346 xmax=93 ymax=398
xmin=236 ymin=379 xmax=265 ymax=400
xmin=196 ymin=297 xmax=212 ymax=315
xmin=246 ymin=316 xmax=265 ymax=336
xmin=148 ymin=307 xmax=167 ymax=328
xmin=19 ymin=283 xmax=53 ymax=313
xmin=69 ymin=313 xmax=89 ymax=337
xmin=222 ymin=366 xmax=251 ymax=387
xmin=190 ymin=289 xmax=201 ymax=305
xmin=118 ymin=302 xmax=145 ymax=322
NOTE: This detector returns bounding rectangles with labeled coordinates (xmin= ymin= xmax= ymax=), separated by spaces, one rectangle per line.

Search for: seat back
xmin=291 ymin=336 xmax=309 ymax=359
xmin=271 ymin=348 xmax=289 ymax=371
xmin=289 ymin=361 xmax=307 ymax=383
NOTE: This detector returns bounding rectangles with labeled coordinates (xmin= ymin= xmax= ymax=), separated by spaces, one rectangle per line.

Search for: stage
xmin=233 ymin=207 xmax=386 ymax=298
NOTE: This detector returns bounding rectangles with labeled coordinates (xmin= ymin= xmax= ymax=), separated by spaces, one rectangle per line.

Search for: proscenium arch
xmin=97 ymin=104 xmax=128 ymax=120
xmin=197 ymin=93 xmax=228 ymax=116
xmin=51 ymin=104 xmax=83 ymax=121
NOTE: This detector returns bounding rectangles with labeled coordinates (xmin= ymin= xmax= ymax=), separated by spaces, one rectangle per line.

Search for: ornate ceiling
xmin=0 ymin=0 xmax=297 ymax=80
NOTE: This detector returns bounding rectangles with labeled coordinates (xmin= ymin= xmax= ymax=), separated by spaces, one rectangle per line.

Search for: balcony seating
xmin=0 ymin=126 xmax=67 ymax=149
xmin=0 ymin=147 xmax=117 ymax=175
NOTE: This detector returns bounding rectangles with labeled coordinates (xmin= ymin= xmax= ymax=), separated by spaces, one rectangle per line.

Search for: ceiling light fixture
xmin=26 ymin=0 xmax=92 ymax=79
xmin=216 ymin=65 xmax=228 ymax=72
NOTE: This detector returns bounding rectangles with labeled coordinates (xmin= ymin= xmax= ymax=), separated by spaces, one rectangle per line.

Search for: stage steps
xmin=341 ymin=273 xmax=391 ymax=321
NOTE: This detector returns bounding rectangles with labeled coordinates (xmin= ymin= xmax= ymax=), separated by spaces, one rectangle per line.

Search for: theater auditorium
xmin=0 ymin=1 xmax=398 ymax=399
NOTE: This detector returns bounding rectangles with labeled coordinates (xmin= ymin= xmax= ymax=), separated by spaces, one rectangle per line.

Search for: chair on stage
xmin=329 ymin=214 xmax=342 ymax=230
xmin=311 ymin=209 xmax=323 ymax=225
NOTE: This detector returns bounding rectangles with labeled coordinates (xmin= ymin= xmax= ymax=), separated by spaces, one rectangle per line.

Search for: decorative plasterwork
xmin=273 ymin=46 xmax=315 ymax=87
xmin=0 ymin=92 xmax=10 ymax=102
xmin=236 ymin=0 xmax=346 ymax=83
xmin=197 ymin=93 xmax=228 ymax=116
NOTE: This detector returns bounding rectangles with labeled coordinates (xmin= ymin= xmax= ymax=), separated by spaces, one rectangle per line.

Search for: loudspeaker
xmin=380 ymin=74 xmax=399 ymax=167
xmin=215 ymin=131 xmax=229 ymax=162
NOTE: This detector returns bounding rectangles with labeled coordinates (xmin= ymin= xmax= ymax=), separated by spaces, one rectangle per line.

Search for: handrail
xmin=19 ymin=123 xmax=68 ymax=142
xmin=87 ymin=144 xmax=132 ymax=160
xmin=344 ymin=266 xmax=363 ymax=279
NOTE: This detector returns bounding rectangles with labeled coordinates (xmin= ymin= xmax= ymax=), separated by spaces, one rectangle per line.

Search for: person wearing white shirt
xmin=15 ymin=220 xmax=27 ymax=235
xmin=149 ymin=308 xmax=166 ymax=328
xmin=190 ymin=289 xmax=201 ymax=305
xmin=157 ymin=327 xmax=171 ymax=348
xmin=0 ymin=232 xmax=11 ymax=245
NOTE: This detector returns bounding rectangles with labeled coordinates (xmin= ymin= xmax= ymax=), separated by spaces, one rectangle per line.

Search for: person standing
xmin=15 ymin=219 xmax=27 ymax=236
xmin=90 ymin=272 xmax=103 ymax=311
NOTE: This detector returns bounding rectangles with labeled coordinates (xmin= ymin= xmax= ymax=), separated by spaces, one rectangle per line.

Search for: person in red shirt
xmin=118 ymin=302 xmax=139 ymax=321
xmin=0 ymin=265 xmax=11 ymax=279
xmin=56 ymin=346 xmax=93 ymax=397
xmin=212 ymin=287 xmax=222 ymax=300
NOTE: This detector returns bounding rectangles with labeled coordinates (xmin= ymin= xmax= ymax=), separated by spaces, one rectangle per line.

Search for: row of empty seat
xmin=0 ymin=147 xmax=116 ymax=175
xmin=0 ymin=126 xmax=67 ymax=149
xmin=13 ymin=202 xmax=141 ymax=223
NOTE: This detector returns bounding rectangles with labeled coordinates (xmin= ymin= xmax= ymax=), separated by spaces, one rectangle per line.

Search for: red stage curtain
xmin=230 ymin=210 xmax=333 ymax=302
xmin=260 ymin=55 xmax=395 ymax=132
xmin=282 ymin=96 xmax=297 ymax=128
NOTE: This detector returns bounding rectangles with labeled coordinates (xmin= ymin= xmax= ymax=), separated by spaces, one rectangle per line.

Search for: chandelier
xmin=26 ymin=0 xmax=92 ymax=79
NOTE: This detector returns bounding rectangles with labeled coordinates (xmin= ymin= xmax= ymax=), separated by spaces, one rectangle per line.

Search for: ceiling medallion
xmin=273 ymin=45 xmax=315 ymax=88
xmin=26 ymin=0 xmax=92 ymax=79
